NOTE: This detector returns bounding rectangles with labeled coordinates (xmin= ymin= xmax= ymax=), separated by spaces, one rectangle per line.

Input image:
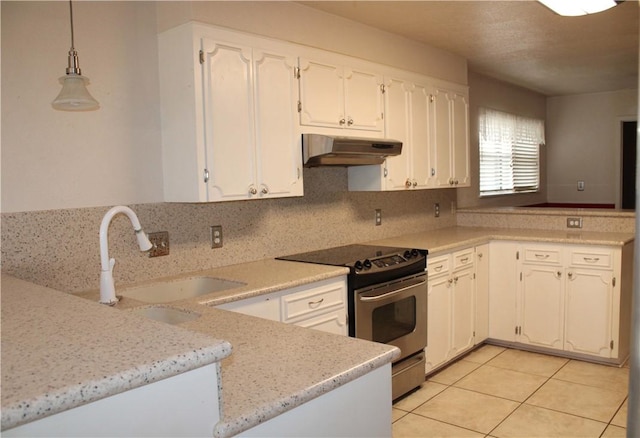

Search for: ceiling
xmin=298 ymin=1 xmax=639 ymax=96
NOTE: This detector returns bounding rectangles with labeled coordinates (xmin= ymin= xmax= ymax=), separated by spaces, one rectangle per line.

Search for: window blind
xmin=479 ymin=108 xmax=544 ymax=196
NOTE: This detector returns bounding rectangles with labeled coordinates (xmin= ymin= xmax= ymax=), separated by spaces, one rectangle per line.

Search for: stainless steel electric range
xmin=278 ymin=244 xmax=428 ymax=400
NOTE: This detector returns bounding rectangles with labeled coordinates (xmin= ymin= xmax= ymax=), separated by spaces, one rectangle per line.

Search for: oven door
xmin=354 ymin=272 xmax=427 ymax=362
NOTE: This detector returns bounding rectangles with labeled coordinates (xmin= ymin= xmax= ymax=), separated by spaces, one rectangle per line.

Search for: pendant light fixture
xmin=538 ymin=0 xmax=620 ymax=16
xmin=52 ymin=0 xmax=99 ymax=111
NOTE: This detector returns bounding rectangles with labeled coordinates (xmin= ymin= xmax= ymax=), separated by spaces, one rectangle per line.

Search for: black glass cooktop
xmin=276 ymin=244 xmax=408 ymax=267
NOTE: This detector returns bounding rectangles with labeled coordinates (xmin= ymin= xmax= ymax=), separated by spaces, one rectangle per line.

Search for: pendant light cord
xmin=68 ymin=0 xmax=75 ymax=50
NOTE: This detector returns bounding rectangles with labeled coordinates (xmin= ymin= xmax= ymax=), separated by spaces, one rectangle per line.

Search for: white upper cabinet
xmin=348 ymin=75 xmax=432 ymax=191
xmin=158 ymin=23 xmax=302 ymax=202
xmin=382 ymin=77 xmax=431 ymax=190
xmin=429 ymin=85 xmax=470 ymax=188
xmin=299 ymin=57 xmax=384 ymax=133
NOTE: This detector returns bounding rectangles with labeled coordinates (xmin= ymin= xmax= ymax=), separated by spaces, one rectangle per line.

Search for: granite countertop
xmin=368 ymin=226 xmax=635 ymax=256
xmin=0 ymin=275 xmax=232 ymax=431
xmin=458 ymin=206 xmax=636 ymax=218
xmin=4 ymin=259 xmax=398 ymax=437
xmin=173 ymin=303 xmax=398 ymax=438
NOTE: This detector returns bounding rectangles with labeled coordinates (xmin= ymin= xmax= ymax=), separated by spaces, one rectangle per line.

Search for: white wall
xmin=1 ymin=1 xmax=164 ymax=213
xmin=1 ymin=1 xmax=467 ymax=214
xmin=546 ymin=90 xmax=637 ymax=206
xmin=457 ymin=71 xmax=547 ymax=209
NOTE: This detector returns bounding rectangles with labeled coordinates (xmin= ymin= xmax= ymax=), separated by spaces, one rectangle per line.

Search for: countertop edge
xmin=1 ymin=346 xmax=232 ymax=431
xmin=212 ymin=348 xmax=399 ymax=438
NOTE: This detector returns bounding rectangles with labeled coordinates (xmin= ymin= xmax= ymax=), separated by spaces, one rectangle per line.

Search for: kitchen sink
xmin=118 ymin=276 xmax=246 ymax=303
xmin=131 ymin=306 xmax=200 ymax=325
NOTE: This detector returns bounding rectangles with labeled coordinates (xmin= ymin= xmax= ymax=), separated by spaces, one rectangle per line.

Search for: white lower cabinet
xmin=425 ymin=247 xmax=477 ymax=374
xmin=216 ymin=277 xmax=348 ymax=335
xmin=487 ymin=241 xmax=632 ymax=364
xmin=519 ymin=244 xmax=565 ymax=350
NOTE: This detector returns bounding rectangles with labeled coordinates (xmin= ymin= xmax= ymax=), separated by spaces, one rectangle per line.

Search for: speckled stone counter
xmin=74 ymin=258 xmax=351 ymax=310
xmin=172 ymin=304 xmax=398 ymax=437
xmin=0 ymin=275 xmax=231 ymax=431
xmin=12 ymin=259 xmax=397 ymax=437
xmin=368 ymin=226 xmax=635 ymax=256
xmin=457 ymin=207 xmax=635 ymax=233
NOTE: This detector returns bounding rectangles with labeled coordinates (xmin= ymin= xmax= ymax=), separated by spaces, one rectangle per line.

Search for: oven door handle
xmin=358 ymin=279 xmax=426 ymax=302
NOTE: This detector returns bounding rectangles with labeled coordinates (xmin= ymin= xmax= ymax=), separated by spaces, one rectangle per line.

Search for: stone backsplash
xmin=1 ymin=168 xmax=456 ymax=292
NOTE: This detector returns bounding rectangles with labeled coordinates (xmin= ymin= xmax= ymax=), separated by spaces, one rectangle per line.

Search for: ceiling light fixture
xmin=52 ymin=0 xmax=99 ymax=111
xmin=538 ymin=0 xmax=619 ymax=16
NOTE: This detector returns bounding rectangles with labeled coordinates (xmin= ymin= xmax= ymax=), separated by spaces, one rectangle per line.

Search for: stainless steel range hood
xmin=302 ymin=133 xmax=402 ymax=167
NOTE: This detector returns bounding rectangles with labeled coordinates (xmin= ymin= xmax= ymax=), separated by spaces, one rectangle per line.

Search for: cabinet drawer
xmin=523 ymin=247 xmax=562 ymax=265
xmin=428 ymin=255 xmax=450 ymax=277
xmin=569 ymin=248 xmax=613 ymax=269
xmin=281 ymin=283 xmax=345 ymax=322
xmin=453 ymin=248 xmax=474 ymax=270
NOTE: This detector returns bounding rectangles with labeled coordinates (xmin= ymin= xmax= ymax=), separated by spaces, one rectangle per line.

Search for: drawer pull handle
xmin=535 ymin=254 xmax=550 ymax=259
xmin=460 ymin=257 xmax=469 ymax=263
xmin=583 ymin=257 xmax=600 ymax=263
xmin=434 ymin=265 xmax=444 ymax=272
xmin=308 ymin=298 xmax=324 ymax=308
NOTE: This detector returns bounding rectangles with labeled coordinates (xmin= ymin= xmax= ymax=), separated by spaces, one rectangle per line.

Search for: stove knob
xmin=404 ymin=250 xmax=412 ymax=259
xmin=354 ymin=260 xmax=364 ymax=271
xmin=363 ymin=259 xmax=372 ymax=269
xmin=412 ymin=249 xmax=420 ymax=258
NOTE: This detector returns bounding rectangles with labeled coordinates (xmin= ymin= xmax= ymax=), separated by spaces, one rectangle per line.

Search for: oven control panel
xmin=353 ymin=249 xmax=424 ymax=272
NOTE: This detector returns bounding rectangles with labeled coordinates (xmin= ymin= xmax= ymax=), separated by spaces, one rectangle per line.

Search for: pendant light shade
xmin=52 ymin=1 xmax=99 ymax=111
xmin=538 ymin=0 xmax=619 ymax=16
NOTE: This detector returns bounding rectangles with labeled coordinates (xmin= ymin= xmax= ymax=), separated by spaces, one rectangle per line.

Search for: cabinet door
xmin=488 ymin=241 xmax=518 ymax=341
xmin=474 ymin=244 xmax=490 ymax=343
xmin=253 ymin=49 xmax=302 ymax=198
xmin=343 ymin=67 xmax=384 ymax=132
xmin=564 ymin=268 xmax=614 ymax=358
xmin=409 ymin=84 xmax=431 ymax=188
xmin=298 ymin=58 xmax=344 ymax=128
xmin=451 ymin=93 xmax=470 ymax=187
xmin=425 ymin=273 xmax=453 ymax=373
xmin=451 ymin=266 xmax=475 ymax=356
xmin=382 ymin=78 xmax=412 ymax=190
xmin=520 ymin=264 xmax=564 ymax=350
xmin=429 ymin=87 xmax=453 ymax=188
xmin=202 ymin=39 xmax=256 ymax=201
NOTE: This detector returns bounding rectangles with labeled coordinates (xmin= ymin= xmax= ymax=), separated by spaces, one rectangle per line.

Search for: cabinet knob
xmin=449 ymin=178 xmax=454 ymax=185
xmin=347 ymin=118 xmax=354 ymax=126
xmin=568 ymin=272 xmax=574 ymax=279
xmin=405 ymin=179 xmax=412 ymax=188
xmin=261 ymin=185 xmax=269 ymax=195
xmin=339 ymin=118 xmax=346 ymax=126
xmin=412 ymin=180 xmax=418 ymax=187
xmin=556 ymin=271 xmax=562 ymax=278
xmin=249 ymin=185 xmax=258 ymax=195
xmin=454 ymin=179 xmax=459 ymax=185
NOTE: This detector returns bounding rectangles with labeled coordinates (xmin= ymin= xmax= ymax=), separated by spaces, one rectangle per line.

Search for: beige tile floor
xmin=393 ymin=345 xmax=630 ymax=438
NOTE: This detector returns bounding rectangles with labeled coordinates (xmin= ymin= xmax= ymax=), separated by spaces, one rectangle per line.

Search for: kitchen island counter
xmin=0 ymin=275 xmax=232 ymax=431
xmin=4 ymin=259 xmax=398 ymax=437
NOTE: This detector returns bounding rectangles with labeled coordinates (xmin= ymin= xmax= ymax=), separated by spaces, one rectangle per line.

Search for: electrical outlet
xmin=148 ymin=231 xmax=170 ymax=257
xmin=210 ymin=225 xmax=223 ymax=248
xmin=566 ymin=217 xmax=583 ymax=229
xmin=434 ymin=203 xmax=440 ymax=217
xmin=375 ymin=209 xmax=382 ymax=226
xmin=577 ymin=180 xmax=585 ymax=191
